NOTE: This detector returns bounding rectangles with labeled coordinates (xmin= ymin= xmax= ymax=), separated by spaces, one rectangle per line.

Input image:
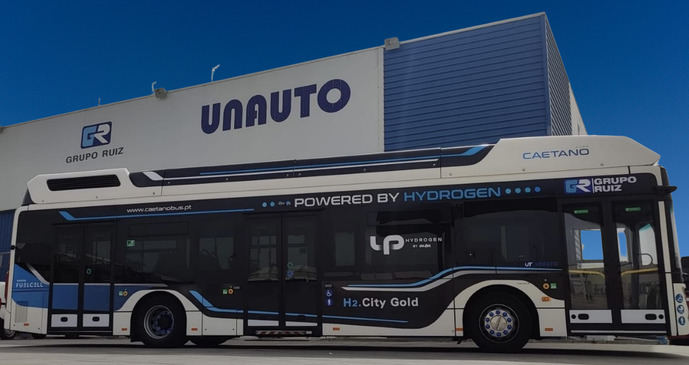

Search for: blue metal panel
xmin=384 ymin=15 xmax=549 ymax=150
xmin=544 ymin=18 xmax=572 ymax=135
xmin=0 ymin=210 xmax=13 ymax=252
xmin=11 ymin=265 xmax=49 ymax=309
xmin=83 ymin=284 xmax=111 ymax=311
xmin=52 ymin=284 xmax=79 ymax=310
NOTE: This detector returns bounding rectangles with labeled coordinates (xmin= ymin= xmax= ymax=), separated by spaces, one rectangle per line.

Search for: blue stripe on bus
xmin=189 ymin=290 xmax=244 ymax=314
xmin=59 ymin=208 xmax=254 ymax=222
xmin=211 ymin=308 xmax=243 ymax=314
xmin=286 ymin=312 xmax=318 ymax=318
xmin=247 ymin=310 xmax=280 ymax=315
xmin=188 ymin=291 xmax=406 ymax=324
xmin=347 ymin=266 xmax=562 ymax=288
xmin=199 ymin=146 xmax=486 ymax=176
xmin=322 ymin=315 xmax=408 ymax=324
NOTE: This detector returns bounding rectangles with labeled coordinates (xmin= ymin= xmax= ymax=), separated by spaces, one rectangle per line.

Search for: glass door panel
xmin=613 ymin=202 xmax=666 ymax=324
xmin=564 ymin=205 xmax=611 ymax=324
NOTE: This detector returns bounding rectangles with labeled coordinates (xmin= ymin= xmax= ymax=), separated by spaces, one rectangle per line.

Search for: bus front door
xmin=244 ymin=215 xmax=321 ymax=336
xmin=564 ymin=201 xmax=667 ymax=335
xmin=50 ymin=224 xmax=114 ymax=334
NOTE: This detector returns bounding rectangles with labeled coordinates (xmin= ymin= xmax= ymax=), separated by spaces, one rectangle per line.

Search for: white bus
xmin=3 ymin=135 xmax=687 ymax=352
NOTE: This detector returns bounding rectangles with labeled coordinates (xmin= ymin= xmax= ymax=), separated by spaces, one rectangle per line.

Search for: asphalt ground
xmin=0 ymin=337 xmax=688 ymax=365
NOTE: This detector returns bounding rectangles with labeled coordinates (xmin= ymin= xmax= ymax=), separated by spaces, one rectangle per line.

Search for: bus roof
xmin=25 ymin=135 xmax=660 ymax=205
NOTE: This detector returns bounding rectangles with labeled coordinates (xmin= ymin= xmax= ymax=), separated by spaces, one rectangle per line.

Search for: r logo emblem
xmin=564 ymin=178 xmax=592 ymax=194
xmin=81 ymin=122 xmax=112 ymax=148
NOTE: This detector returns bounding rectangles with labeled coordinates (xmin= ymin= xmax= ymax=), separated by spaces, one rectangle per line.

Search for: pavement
xmin=0 ymin=337 xmax=688 ymax=364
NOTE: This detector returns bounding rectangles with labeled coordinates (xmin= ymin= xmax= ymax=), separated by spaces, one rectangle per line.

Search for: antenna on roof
xmin=211 ymin=64 xmax=221 ymax=81
xmin=151 ymin=81 xmax=168 ymax=100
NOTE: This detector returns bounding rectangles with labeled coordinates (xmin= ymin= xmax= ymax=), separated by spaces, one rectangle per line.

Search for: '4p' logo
xmin=81 ymin=121 xmax=112 ymax=148
xmin=370 ymin=235 xmax=405 ymax=255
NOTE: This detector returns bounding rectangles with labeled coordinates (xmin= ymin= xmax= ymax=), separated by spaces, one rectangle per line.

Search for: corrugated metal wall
xmin=383 ymin=15 xmax=549 ymax=151
xmin=545 ymin=18 xmax=572 ymax=135
xmin=0 ymin=209 xmax=13 ymax=252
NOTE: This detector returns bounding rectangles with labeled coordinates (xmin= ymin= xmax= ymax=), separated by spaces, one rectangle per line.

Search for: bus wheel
xmin=0 ymin=319 xmax=15 ymax=340
xmin=135 ymin=296 xmax=187 ymax=347
xmin=190 ymin=336 xmax=230 ymax=347
xmin=1 ymin=329 xmax=16 ymax=340
xmin=468 ymin=292 xmax=532 ymax=353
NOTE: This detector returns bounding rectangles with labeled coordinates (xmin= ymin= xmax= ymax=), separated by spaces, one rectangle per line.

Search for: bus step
xmin=255 ymin=330 xmax=312 ymax=336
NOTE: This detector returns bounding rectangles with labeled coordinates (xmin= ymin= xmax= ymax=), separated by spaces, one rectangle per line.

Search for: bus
xmin=3 ymin=135 xmax=687 ymax=352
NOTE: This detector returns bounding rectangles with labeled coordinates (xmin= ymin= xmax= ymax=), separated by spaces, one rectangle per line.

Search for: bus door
xmin=563 ymin=201 xmax=666 ymax=334
xmin=244 ymin=214 xmax=321 ymax=335
xmin=50 ymin=224 xmax=114 ymax=333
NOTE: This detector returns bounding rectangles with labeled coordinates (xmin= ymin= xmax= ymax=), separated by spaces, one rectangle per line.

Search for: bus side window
xmin=122 ymin=221 xmax=192 ymax=283
xmin=324 ymin=208 xmax=360 ymax=280
xmin=195 ymin=217 xmax=238 ymax=273
xmin=199 ymin=237 xmax=234 ymax=271
xmin=14 ymin=212 xmax=52 ymax=281
xmin=458 ymin=199 xmax=560 ymax=268
xmin=362 ymin=210 xmax=447 ymax=281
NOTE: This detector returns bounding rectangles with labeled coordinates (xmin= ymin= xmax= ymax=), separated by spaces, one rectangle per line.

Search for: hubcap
xmin=480 ymin=305 xmax=517 ymax=340
xmin=143 ymin=305 xmax=175 ymax=340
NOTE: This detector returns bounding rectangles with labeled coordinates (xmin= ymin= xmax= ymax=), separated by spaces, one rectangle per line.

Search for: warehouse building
xmin=0 ymin=13 xmax=585 ymax=272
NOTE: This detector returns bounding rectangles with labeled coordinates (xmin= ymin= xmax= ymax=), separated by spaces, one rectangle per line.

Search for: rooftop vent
xmin=47 ymin=175 xmax=121 ymax=191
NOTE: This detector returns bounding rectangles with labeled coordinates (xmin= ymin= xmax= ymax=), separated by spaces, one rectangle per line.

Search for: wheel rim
xmin=479 ymin=304 xmax=518 ymax=342
xmin=143 ymin=305 xmax=175 ymax=340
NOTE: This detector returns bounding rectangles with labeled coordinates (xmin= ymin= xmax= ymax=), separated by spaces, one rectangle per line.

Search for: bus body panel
xmin=5 ymin=136 xmax=684 ymax=348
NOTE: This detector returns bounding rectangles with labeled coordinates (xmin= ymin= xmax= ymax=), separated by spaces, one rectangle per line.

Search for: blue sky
xmin=1 ymin=1 xmax=688 ymax=255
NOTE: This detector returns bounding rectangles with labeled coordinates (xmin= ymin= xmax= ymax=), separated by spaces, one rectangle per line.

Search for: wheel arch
xmin=461 ymin=283 xmax=541 ymax=339
xmin=129 ymin=291 xmax=188 ymax=341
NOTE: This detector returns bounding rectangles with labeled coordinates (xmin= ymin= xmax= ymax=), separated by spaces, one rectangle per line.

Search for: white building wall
xmin=0 ymin=48 xmax=384 ymax=211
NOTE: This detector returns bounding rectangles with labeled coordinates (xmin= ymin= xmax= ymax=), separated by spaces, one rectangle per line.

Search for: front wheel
xmin=468 ymin=292 xmax=533 ymax=352
xmin=134 ymin=296 xmax=187 ymax=348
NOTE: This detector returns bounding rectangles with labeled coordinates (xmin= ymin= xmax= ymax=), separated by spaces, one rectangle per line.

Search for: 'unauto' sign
xmin=200 ymin=79 xmax=351 ymax=134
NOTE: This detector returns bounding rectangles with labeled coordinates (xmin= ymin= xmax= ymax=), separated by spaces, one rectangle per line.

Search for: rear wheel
xmin=0 ymin=319 xmax=15 ymax=340
xmin=468 ymin=292 xmax=533 ymax=352
xmin=134 ymin=296 xmax=187 ymax=347
xmin=190 ymin=336 xmax=231 ymax=347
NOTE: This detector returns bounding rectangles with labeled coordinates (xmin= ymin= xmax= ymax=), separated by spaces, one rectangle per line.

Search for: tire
xmin=468 ymin=292 xmax=533 ymax=353
xmin=31 ymin=333 xmax=47 ymax=339
xmin=0 ymin=319 xmax=15 ymax=340
xmin=190 ymin=336 xmax=230 ymax=347
xmin=1 ymin=329 xmax=16 ymax=340
xmin=134 ymin=295 xmax=187 ymax=348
